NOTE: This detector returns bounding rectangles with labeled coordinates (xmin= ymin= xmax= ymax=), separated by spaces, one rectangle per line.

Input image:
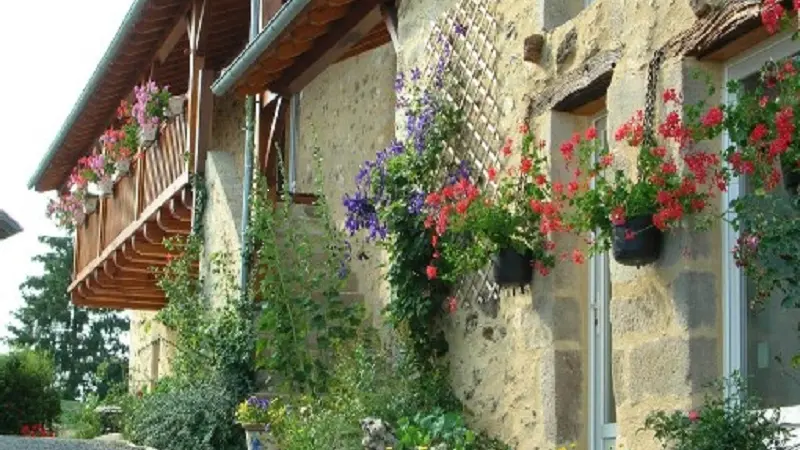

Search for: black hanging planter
xmin=782 ymin=161 xmax=800 ymax=195
xmin=492 ymin=248 xmax=533 ymax=287
xmin=612 ymin=214 xmax=663 ymax=267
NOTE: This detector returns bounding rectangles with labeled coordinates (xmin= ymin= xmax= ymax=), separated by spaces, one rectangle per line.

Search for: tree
xmin=5 ymin=236 xmax=130 ymax=399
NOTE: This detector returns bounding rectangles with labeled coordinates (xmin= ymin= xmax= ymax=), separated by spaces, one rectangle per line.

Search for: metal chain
xmin=638 ymin=49 xmax=665 ymax=179
xmin=643 ymin=49 xmax=665 ymax=147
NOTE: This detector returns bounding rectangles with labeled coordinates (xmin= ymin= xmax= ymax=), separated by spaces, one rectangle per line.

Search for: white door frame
xmin=588 ymin=112 xmax=615 ymax=450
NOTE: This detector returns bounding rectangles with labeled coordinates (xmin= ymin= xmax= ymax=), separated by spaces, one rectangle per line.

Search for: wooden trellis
xmin=423 ymin=0 xmax=506 ymax=313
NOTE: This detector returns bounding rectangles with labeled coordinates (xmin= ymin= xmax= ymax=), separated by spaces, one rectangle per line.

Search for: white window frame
xmin=588 ymin=111 xmax=616 ymax=450
xmin=723 ymin=30 xmax=800 ymax=437
xmin=288 ymin=92 xmax=301 ymax=194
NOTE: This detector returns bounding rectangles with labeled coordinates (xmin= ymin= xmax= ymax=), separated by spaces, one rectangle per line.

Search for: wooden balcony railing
xmin=71 ymin=112 xmax=193 ymax=310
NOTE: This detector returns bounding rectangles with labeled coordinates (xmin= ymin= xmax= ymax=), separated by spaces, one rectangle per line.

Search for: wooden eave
xmin=223 ymin=0 xmax=393 ymax=97
xmin=32 ymin=0 xmax=251 ymax=193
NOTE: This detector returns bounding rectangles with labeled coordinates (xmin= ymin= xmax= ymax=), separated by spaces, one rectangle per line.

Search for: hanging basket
xmin=613 ymin=214 xmax=663 ymax=267
xmin=492 ymin=247 xmax=533 ymax=287
xmin=167 ymin=95 xmax=185 ymax=117
xmin=139 ymin=123 xmax=159 ymax=147
xmin=87 ymin=178 xmax=114 ymax=197
xmin=83 ymin=197 xmax=98 ymax=215
xmin=112 ymin=159 xmax=131 ymax=182
xmin=240 ymin=423 xmax=277 ymax=450
xmin=782 ymin=161 xmax=800 ymax=195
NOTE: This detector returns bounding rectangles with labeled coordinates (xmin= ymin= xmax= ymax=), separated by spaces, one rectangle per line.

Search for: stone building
xmin=27 ymin=0 xmax=800 ymax=448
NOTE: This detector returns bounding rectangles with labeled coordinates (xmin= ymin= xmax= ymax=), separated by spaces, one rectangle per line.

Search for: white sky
xmin=0 ymin=0 xmax=134 ymax=351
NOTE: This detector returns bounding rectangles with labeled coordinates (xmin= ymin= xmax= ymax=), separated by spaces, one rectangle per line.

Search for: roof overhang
xmin=0 ymin=210 xmax=22 ymax=240
xmin=29 ymin=0 xmax=252 ymax=193
xmin=212 ymin=0 xmax=392 ymax=97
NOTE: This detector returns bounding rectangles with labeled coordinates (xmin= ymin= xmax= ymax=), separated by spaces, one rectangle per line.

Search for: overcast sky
xmin=0 ymin=0 xmax=133 ymax=351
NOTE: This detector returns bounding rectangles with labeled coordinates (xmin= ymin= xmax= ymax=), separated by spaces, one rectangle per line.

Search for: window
xmin=724 ymin=32 xmax=800 ymax=427
xmin=589 ymin=112 xmax=616 ymax=450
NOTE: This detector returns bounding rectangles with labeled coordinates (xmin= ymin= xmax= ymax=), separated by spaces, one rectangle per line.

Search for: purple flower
xmin=411 ymin=67 xmax=422 ymax=81
xmin=454 ymin=21 xmax=467 ymax=36
xmin=408 ymin=190 xmax=425 ymax=215
xmin=395 ymin=72 xmax=405 ymax=92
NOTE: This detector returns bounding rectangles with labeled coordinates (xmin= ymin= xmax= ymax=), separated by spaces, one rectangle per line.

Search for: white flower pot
xmin=88 ymin=178 xmax=113 ymax=197
xmin=112 ymin=159 xmax=131 ymax=181
xmin=83 ymin=197 xmax=98 ymax=214
xmin=139 ymin=123 xmax=158 ymax=147
xmin=70 ymin=183 xmax=81 ymax=194
xmin=242 ymin=424 xmax=277 ymax=450
xmin=167 ymin=95 xmax=185 ymax=117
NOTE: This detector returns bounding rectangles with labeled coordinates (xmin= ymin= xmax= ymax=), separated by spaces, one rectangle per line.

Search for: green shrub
xmin=65 ymin=395 xmax=102 ymax=439
xmin=0 ymin=350 xmax=61 ymax=434
xmin=270 ymin=332 xmax=495 ymax=450
xmin=127 ymin=376 xmax=244 ymax=450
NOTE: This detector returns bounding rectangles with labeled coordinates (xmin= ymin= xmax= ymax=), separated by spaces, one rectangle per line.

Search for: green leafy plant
xmin=249 ymin=148 xmax=363 ymax=396
xmin=0 ymin=350 xmax=62 ymax=435
xmin=643 ymin=373 xmax=793 ymax=450
xmin=235 ymin=396 xmax=278 ymax=425
xmin=425 ymin=125 xmax=558 ymax=281
xmin=395 ymin=410 xmax=476 ymax=450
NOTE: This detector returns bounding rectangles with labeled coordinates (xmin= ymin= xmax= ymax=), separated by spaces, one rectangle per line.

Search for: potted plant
xmin=80 ymin=154 xmax=114 ymax=197
xmin=554 ymin=98 xmax=726 ymax=267
xmin=132 ymin=81 xmax=172 ymax=147
xmin=46 ymin=194 xmax=84 ymax=229
xmin=100 ymin=128 xmax=136 ymax=181
xmin=424 ymin=126 xmax=558 ymax=287
xmin=235 ymin=396 xmax=277 ymax=450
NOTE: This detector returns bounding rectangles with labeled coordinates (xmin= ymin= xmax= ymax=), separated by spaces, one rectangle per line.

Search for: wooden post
xmin=194 ymin=69 xmax=214 ymax=175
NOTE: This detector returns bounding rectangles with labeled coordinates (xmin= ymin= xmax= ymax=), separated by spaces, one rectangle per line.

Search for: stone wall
xmin=292 ymin=43 xmax=397 ymax=327
xmin=392 ymin=0 xmax=726 ymax=449
xmin=128 ymin=310 xmax=175 ymax=393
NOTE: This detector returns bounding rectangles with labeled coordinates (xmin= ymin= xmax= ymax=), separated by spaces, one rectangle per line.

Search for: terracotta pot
xmin=83 ymin=197 xmax=98 ymax=214
xmin=87 ymin=178 xmax=113 ymax=197
xmin=612 ymin=214 xmax=663 ymax=267
xmin=492 ymin=247 xmax=533 ymax=287
xmin=167 ymin=95 xmax=185 ymax=117
xmin=139 ymin=123 xmax=158 ymax=147
xmin=241 ymin=424 xmax=277 ymax=450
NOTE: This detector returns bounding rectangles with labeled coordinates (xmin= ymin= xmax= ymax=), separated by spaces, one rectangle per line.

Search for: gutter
xmin=239 ymin=0 xmax=263 ymax=300
xmin=210 ymin=0 xmax=313 ymax=97
xmin=28 ymin=0 xmax=151 ymax=191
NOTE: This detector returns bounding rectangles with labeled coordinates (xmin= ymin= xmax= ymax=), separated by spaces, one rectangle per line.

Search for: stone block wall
xmin=292 ymin=43 xmax=397 ymax=327
xmin=391 ymin=0 xmax=730 ymax=449
xmin=128 ymin=310 xmax=175 ymax=393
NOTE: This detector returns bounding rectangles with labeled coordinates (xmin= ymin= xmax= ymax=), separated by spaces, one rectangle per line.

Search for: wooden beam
xmin=193 ymin=69 xmax=214 ymax=176
xmin=380 ymin=2 xmax=399 ymax=52
xmin=157 ymin=16 xmax=188 ymax=63
xmin=279 ymin=1 xmax=383 ymax=94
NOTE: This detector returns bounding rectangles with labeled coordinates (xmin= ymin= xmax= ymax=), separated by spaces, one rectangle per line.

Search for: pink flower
xmin=585 ymin=126 xmax=598 ymax=140
xmin=688 ymin=410 xmax=700 ymax=422
xmin=701 ymin=106 xmax=724 ymax=127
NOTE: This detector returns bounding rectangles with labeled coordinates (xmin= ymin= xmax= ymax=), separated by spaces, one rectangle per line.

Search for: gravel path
xmin=0 ymin=436 xmax=133 ymax=450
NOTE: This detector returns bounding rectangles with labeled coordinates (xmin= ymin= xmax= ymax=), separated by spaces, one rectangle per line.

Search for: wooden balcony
xmin=70 ymin=114 xmax=192 ymax=310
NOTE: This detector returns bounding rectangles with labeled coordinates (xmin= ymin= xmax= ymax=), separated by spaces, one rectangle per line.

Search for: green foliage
xmin=5 ymin=235 xmax=129 ymax=400
xmin=235 ymin=396 xmax=279 ymax=425
xmin=643 ymin=374 xmax=793 ymax=450
xmin=0 ymin=350 xmax=62 ymax=434
xmin=267 ymin=332 xmax=459 ymax=449
xmin=395 ymin=410 xmax=475 ymax=450
xmin=127 ymin=376 xmax=244 ymax=450
xmin=249 ymin=149 xmax=363 ymax=396
xmin=63 ymin=373 xmax=132 ymax=439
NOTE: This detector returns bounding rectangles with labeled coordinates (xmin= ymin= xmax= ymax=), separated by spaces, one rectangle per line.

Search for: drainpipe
xmin=240 ymin=0 xmax=261 ymax=300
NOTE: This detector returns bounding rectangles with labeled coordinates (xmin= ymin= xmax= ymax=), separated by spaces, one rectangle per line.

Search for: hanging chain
xmin=638 ymin=49 xmax=665 ymax=179
xmin=643 ymin=49 xmax=665 ymax=146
